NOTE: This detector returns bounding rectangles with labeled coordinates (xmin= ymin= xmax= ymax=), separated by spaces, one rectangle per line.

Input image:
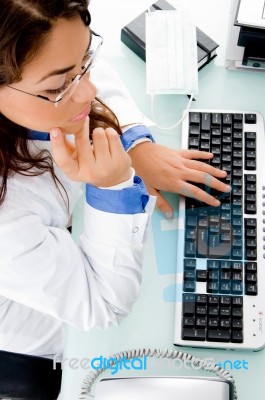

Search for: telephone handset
xmin=79 ymin=348 xmax=237 ymax=400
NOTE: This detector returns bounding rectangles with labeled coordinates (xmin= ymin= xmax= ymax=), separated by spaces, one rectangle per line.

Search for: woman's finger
xmin=182 ymin=168 xmax=231 ymax=193
xmin=177 ymin=180 xmax=221 ymax=207
xmin=50 ymin=127 xmax=78 ymax=177
xmin=147 ymin=187 xmax=174 ymax=219
xmin=74 ymin=117 xmax=94 ymax=166
xmin=177 ymin=149 xmax=214 ymax=160
xmin=184 ymin=158 xmax=228 ymax=179
xmin=92 ymin=127 xmax=111 ymax=160
xmin=105 ymin=127 xmax=124 ymax=156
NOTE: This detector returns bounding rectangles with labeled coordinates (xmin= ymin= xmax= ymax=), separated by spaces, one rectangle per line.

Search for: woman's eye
xmin=46 ymin=81 xmax=70 ymax=96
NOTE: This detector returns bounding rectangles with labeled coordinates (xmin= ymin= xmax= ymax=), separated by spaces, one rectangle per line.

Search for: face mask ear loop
xmin=150 ymin=93 xmax=194 ymax=131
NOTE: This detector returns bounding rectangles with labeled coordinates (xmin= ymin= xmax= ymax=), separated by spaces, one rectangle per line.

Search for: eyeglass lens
xmin=54 ymin=33 xmax=102 ymax=107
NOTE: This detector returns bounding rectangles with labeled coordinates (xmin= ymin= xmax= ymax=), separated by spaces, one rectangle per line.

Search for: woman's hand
xmin=128 ymin=142 xmax=231 ymax=218
xmin=50 ymin=118 xmax=131 ymax=187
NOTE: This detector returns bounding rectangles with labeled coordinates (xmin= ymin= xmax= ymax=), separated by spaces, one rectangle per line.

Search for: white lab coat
xmin=0 ymin=60 xmax=155 ymax=357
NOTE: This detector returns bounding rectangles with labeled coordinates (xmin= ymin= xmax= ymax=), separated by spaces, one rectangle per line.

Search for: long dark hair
xmin=0 ymin=0 xmax=122 ymax=207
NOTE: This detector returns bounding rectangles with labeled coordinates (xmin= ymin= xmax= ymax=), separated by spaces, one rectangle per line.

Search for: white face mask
xmin=145 ymin=7 xmax=198 ymax=96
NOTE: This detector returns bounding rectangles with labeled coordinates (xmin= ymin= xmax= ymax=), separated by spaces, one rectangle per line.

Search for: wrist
xmin=99 ymin=168 xmax=134 ymax=189
xmin=121 ymin=125 xmax=155 ymax=151
xmin=128 ymin=140 xmax=155 ymax=156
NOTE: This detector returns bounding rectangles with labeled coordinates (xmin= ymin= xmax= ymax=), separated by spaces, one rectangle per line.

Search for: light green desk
xmin=61 ymin=1 xmax=265 ymax=398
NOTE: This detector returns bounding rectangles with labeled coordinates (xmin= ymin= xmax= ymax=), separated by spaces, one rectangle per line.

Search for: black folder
xmin=121 ymin=0 xmax=219 ymax=70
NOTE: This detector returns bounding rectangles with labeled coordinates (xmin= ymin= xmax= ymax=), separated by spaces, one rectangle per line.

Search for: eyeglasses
xmin=6 ymin=31 xmax=103 ymax=107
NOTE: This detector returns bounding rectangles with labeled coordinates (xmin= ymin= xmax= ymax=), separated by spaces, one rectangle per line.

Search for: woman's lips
xmin=70 ymin=105 xmax=91 ymax=122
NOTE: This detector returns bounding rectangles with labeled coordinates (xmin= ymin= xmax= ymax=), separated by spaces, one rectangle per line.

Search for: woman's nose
xmin=71 ymin=74 xmax=96 ymax=103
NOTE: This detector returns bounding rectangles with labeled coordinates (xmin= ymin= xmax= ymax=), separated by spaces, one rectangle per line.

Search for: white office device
xmin=173 ymin=109 xmax=265 ymax=350
xmin=94 ymin=377 xmax=232 ymax=400
xmin=226 ymin=0 xmax=265 ymax=71
xmin=79 ymin=348 xmax=237 ymax=400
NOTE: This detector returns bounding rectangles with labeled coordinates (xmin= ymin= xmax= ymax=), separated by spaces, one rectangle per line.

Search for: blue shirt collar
xmin=28 ymin=130 xmax=50 ymax=141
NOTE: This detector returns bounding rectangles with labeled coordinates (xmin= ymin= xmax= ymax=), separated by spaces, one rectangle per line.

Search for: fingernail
xmin=226 ymin=185 xmax=232 ymax=192
xmin=164 ymin=211 xmax=174 ymax=219
xmin=214 ymin=199 xmax=221 ymax=206
xmin=50 ymin=128 xmax=59 ymax=138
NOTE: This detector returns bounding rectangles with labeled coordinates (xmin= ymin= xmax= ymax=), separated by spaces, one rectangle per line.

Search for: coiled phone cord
xmin=79 ymin=347 xmax=237 ymax=400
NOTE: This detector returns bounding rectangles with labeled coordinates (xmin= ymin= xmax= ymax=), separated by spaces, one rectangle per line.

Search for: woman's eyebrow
xmin=36 ymin=30 xmax=92 ymax=84
xmin=37 ymin=65 xmax=75 ymax=83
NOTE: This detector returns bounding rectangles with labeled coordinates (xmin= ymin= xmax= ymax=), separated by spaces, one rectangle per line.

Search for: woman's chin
xmin=62 ymin=119 xmax=87 ymax=135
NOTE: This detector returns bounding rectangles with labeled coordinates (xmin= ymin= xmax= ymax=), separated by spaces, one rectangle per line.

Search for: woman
xmin=0 ymin=1 xmax=228 ymax=398
xmin=0 ymin=1 xmax=155 ymax=398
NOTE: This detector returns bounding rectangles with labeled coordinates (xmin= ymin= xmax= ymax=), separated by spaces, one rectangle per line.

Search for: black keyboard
xmin=173 ymin=110 xmax=265 ymax=350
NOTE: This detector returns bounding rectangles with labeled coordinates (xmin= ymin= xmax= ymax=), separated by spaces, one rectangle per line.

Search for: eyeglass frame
xmin=6 ymin=30 xmax=103 ymax=107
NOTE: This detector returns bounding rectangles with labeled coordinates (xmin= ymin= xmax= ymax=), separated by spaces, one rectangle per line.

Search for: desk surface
xmin=61 ymin=1 xmax=265 ymax=398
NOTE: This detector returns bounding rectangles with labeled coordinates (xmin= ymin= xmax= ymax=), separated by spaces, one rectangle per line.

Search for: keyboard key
xmin=232 ymin=308 xmax=243 ymax=318
xmin=189 ymin=112 xmax=200 ymax=124
xmin=223 ymin=113 xmax=232 ymax=125
xmin=201 ymin=113 xmax=211 ymax=131
xmin=207 ymin=329 xmax=231 ymax=342
xmin=208 ymin=306 xmax=219 ymax=317
xmin=232 ymin=296 xmax=243 ymax=307
xmin=245 ymin=203 xmax=256 ymax=214
xmin=220 ymin=307 xmax=231 ymax=317
xmin=220 ymin=296 xmax=231 ymax=305
xmin=196 ymin=294 xmax=207 ymax=304
xmin=245 ymin=114 xmax=256 ymax=124
xmin=196 ymin=318 xmax=207 ymax=328
xmin=208 ymin=318 xmax=218 ymax=328
xmin=219 ymin=282 xmax=231 ymax=294
xmin=212 ymin=113 xmax=222 ymax=125
xmin=183 ymin=295 xmax=195 ymax=316
xmin=183 ymin=281 xmax=196 ymax=292
xmin=220 ymin=319 xmax=231 ymax=329
xmin=186 ymin=216 xmax=197 ymax=227
xmin=245 ymin=284 xmax=258 ymax=295
xmin=245 ymin=262 xmax=257 ymax=272
xmin=212 ymin=128 xmax=221 ymax=136
xmin=208 ymin=296 xmax=219 ymax=305
xmin=232 ymin=319 xmax=243 ymax=330
xmin=208 ymin=235 xmax=231 ymax=258
xmin=245 ymin=132 xmax=256 ymax=140
xmin=207 ymin=282 xmax=219 ymax=293
xmin=182 ymin=328 xmax=205 ymax=341
xmin=183 ymin=317 xmax=195 ymax=327
xmin=207 ymin=260 xmax=220 ymax=270
xmin=189 ymin=125 xmax=200 ymax=136
xmin=186 ymin=228 xmax=197 ymax=240
xmin=208 ymin=270 xmax=219 ymax=281
xmin=234 ymin=114 xmax=243 ymax=122
xmin=196 ymin=270 xmax=207 ymax=282
xmin=245 ymin=248 xmax=257 ymax=260
xmin=197 ymin=229 xmax=209 ymax=257
xmin=245 ymin=218 xmax=256 ymax=228
xmin=184 ymin=271 xmax=196 ymax=280
xmin=197 ymin=306 xmax=207 ymax=316
xmin=189 ymin=138 xmax=199 ymax=148
xmin=245 ymin=160 xmax=256 ymax=170
xmin=231 ymin=331 xmax=243 ymax=343
xmin=185 ymin=242 xmax=196 ymax=257
xmin=232 ymin=282 xmax=243 ymax=294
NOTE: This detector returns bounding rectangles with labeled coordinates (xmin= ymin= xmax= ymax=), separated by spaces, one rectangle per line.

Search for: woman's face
xmin=0 ymin=17 xmax=97 ymax=134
